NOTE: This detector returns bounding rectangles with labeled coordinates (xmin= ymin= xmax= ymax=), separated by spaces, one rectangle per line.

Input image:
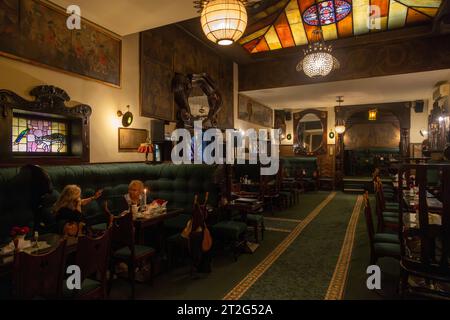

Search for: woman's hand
xmin=94 ymin=189 xmax=103 ymax=200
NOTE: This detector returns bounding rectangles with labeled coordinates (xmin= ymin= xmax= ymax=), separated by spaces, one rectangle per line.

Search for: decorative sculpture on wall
xmin=173 ymin=73 xmax=222 ymax=129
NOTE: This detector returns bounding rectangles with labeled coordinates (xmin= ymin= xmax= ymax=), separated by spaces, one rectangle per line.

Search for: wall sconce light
xmin=368 ymin=109 xmax=377 ymax=121
xmin=117 ymin=105 xmax=133 ymax=127
xmin=329 ymin=130 xmax=335 ymax=139
xmin=420 ymin=129 xmax=428 ymax=138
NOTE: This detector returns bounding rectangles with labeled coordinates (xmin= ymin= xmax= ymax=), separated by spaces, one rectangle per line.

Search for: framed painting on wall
xmin=238 ymin=94 xmax=273 ymax=127
xmin=118 ymin=128 xmax=148 ymax=152
xmin=0 ymin=0 xmax=121 ymax=87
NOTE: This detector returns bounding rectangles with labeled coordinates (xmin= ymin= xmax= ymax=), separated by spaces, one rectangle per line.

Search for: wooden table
xmin=133 ymin=208 xmax=184 ymax=245
xmin=402 ymin=190 xmax=443 ymax=212
xmin=0 ymin=233 xmax=78 ymax=275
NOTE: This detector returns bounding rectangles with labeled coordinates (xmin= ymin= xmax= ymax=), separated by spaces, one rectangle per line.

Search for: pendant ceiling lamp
xmin=296 ymin=2 xmax=339 ymax=78
xmin=335 ymin=96 xmax=346 ymax=134
xmin=194 ymin=0 xmax=248 ymax=46
xmin=368 ymin=109 xmax=378 ymax=121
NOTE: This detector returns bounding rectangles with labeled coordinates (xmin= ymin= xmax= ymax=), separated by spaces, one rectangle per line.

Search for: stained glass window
xmin=12 ymin=115 xmax=68 ymax=153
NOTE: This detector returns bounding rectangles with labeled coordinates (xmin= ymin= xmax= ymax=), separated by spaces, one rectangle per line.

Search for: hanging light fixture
xmin=368 ymin=109 xmax=377 ymax=121
xmin=296 ymin=29 xmax=339 ymax=78
xmin=335 ymin=96 xmax=346 ymax=134
xmin=194 ymin=0 xmax=248 ymax=46
xmin=296 ymin=2 xmax=339 ymax=78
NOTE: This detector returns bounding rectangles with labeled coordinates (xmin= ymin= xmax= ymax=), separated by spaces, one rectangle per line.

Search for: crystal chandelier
xmin=296 ymin=29 xmax=339 ymax=78
xmin=194 ymin=0 xmax=248 ymax=46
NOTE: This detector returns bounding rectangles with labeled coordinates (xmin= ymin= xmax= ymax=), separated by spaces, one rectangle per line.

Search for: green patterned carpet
xmin=109 ymin=192 xmax=398 ymax=300
xmin=241 ymin=193 xmax=358 ymax=300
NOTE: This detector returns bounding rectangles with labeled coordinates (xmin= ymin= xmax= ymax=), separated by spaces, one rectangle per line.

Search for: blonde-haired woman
xmin=53 ymin=185 xmax=102 ymax=235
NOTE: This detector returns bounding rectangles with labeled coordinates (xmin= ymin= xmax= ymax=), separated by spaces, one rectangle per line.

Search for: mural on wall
xmin=238 ymin=94 xmax=273 ymax=128
xmin=344 ymin=123 xmax=400 ymax=150
xmin=0 ymin=0 xmax=121 ymax=87
xmin=140 ymin=26 xmax=234 ymax=128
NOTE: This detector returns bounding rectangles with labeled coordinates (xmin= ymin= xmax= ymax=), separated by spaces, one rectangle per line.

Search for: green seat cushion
xmin=385 ymin=202 xmax=399 ymax=209
xmin=63 ymin=278 xmax=101 ymax=298
xmin=163 ymin=214 xmax=191 ymax=232
xmin=374 ymin=242 xmax=400 ymax=256
xmin=383 ymin=211 xmax=399 ymax=219
xmin=91 ymin=223 xmax=107 ymax=231
xmin=211 ymin=221 xmax=247 ymax=241
xmin=374 ymin=233 xmax=400 ymax=244
xmin=383 ymin=216 xmax=398 ymax=224
xmin=246 ymin=214 xmax=264 ymax=223
xmin=114 ymin=245 xmax=155 ymax=259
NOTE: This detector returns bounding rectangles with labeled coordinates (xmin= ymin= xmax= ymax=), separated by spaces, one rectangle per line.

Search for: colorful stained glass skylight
xmin=240 ymin=0 xmax=444 ymax=53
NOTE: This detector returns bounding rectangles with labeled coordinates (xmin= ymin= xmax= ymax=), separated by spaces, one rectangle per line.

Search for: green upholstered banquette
xmin=280 ymin=157 xmax=319 ymax=190
xmin=0 ymin=163 xmax=223 ymax=242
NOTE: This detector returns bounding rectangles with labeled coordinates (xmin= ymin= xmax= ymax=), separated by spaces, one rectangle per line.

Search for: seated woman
xmin=53 ymin=185 xmax=103 ymax=236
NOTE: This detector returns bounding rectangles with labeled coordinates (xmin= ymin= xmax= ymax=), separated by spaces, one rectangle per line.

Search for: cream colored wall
xmin=0 ymin=33 xmax=151 ymax=163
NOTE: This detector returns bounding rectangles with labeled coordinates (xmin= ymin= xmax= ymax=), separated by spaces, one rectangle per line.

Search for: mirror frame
xmin=173 ymin=72 xmax=222 ymax=129
xmin=293 ymin=109 xmax=327 ymax=156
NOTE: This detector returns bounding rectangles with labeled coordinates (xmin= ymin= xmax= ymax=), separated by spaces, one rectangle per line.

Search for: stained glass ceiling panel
xmin=240 ymin=0 xmax=444 ymax=53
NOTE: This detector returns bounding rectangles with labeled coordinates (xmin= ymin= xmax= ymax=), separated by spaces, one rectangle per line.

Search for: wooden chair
xmin=375 ymin=176 xmax=399 ymax=211
xmin=108 ymin=210 xmax=155 ymax=299
xmin=13 ymin=239 xmax=67 ymax=299
xmin=260 ymin=175 xmax=279 ymax=214
xmin=363 ymin=191 xmax=400 ymax=265
xmin=374 ymin=178 xmax=399 ymax=233
xmin=63 ymin=228 xmax=111 ymax=299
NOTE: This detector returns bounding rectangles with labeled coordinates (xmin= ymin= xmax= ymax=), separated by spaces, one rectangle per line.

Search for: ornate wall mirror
xmin=293 ymin=109 xmax=327 ymax=156
xmin=173 ymin=73 xmax=222 ymax=129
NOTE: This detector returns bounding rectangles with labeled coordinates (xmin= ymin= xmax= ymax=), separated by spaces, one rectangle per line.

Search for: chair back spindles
xmin=399 ymin=163 xmax=450 ymax=299
xmin=13 ymin=239 xmax=67 ymax=299
xmin=75 ymin=228 xmax=112 ymax=291
xmin=111 ymin=211 xmax=135 ymax=255
xmin=363 ymin=191 xmax=375 ymax=246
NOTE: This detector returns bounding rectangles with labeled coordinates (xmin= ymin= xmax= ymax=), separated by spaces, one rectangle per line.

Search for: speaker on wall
xmin=414 ymin=100 xmax=424 ymax=113
xmin=150 ymin=119 xmax=165 ymax=142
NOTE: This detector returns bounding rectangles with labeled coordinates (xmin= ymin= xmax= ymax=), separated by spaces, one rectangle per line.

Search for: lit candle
xmin=144 ymin=188 xmax=147 ymax=207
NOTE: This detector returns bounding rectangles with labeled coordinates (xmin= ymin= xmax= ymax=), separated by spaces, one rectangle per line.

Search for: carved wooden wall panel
xmin=239 ymin=34 xmax=450 ymax=91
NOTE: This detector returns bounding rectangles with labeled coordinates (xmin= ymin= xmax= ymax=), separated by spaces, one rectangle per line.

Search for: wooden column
xmin=400 ymin=128 xmax=410 ymax=158
xmin=335 ymin=133 xmax=345 ymax=187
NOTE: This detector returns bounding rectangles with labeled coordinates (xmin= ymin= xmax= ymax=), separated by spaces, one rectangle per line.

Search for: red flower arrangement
xmin=10 ymin=226 xmax=30 ymax=238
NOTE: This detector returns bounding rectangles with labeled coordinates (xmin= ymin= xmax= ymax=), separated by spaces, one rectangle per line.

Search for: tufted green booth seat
xmin=38 ymin=163 xmax=222 ymax=233
xmin=280 ymin=157 xmax=319 ymax=191
xmin=346 ymin=148 xmax=400 ymax=176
